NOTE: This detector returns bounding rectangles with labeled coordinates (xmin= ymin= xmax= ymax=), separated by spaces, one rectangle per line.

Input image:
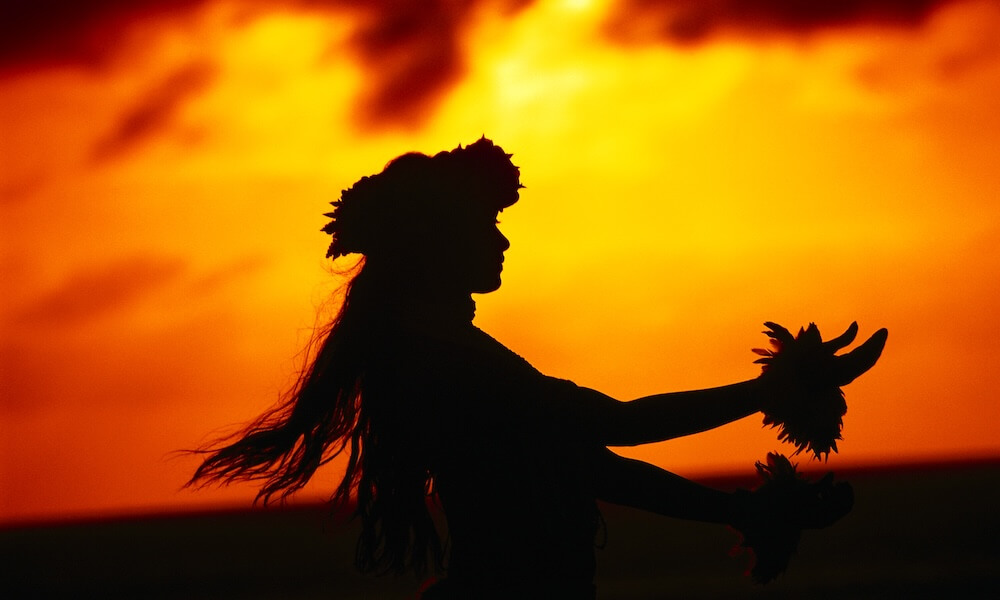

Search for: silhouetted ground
xmin=3 ymin=460 xmax=998 ymax=599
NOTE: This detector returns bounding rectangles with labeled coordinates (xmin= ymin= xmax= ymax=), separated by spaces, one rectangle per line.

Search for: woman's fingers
xmin=800 ymin=480 xmax=854 ymax=529
xmin=833 ymin=328 xmax=889 ymax=386
xmin=823 ymin=321 xmax=859 ymax=352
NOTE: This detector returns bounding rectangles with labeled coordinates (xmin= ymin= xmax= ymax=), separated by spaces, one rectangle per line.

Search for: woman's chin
xmin=472 ymin=276 xmax=503 ymax=295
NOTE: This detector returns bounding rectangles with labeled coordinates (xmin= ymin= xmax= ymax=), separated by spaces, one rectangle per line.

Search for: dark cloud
xmin=337 ymin=0 xmax=534 ymax=129
xmin=602 ymin=0 xmax=961 ymax=45
xmin=91 ymin=60 xmax=217 ymax=161
xmin=342 ymin=1 xmax=472 ymax=130
xmin=0 ymin=0 xmax=971 ymax=134
xmin=15 ymin=256 xmax=186 ymax=328
xmin=1 ymin=0 xmax=535 ymax=133
xmin=0 ymin=0 xmax=208 ymax=74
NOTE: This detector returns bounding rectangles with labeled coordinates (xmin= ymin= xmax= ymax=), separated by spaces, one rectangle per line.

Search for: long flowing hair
xmin=189 ymin=138 xmax=522 ymax=576
xmin=189 ymin=263 xmax=444 ymax=575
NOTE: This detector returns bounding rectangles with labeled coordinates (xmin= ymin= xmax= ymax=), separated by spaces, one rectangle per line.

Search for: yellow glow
xmin=3 ymin=0 xmax=1000 ymax=522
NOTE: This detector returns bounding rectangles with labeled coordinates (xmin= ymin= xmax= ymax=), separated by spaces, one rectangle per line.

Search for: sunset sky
xmin=2 ymin=0 xmax=999 ymax=524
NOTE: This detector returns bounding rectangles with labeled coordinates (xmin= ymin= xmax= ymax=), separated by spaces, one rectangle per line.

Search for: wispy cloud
xmin=15 ymin=255 xmax=187 ymax=328
xmin=602 ymin=0 xmax=961 ymax=45
xmin=90 ymin=60 xmax=217 ymax=161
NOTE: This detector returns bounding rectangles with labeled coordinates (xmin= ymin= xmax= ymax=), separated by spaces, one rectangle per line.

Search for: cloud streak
xmin=15 ymin=256 xmax=186 ymax=328
xmin=602 ymin=0 xmax=961 ymax=45
xmin=90 ymin=60 xmax=217 ymax=161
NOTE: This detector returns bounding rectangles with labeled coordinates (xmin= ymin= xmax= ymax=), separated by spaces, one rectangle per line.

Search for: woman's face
xmin=421 ymin=206 xmax=510 ymax=296
xmin=448 ymin=213 xmax=510 ymax=294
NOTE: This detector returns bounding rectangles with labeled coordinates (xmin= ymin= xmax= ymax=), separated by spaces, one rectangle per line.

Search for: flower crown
xmin=323 ymin=137 xmax=523 ymax=259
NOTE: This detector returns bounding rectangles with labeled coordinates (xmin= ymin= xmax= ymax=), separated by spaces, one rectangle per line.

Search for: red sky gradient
xmin=2 ymin=0 xmax=999 ymax=524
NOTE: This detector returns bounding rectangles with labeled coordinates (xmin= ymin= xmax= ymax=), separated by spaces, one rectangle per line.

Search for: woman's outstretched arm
xmin=592 ymin=448 xmax=742 ymax=524
xmin=564 ymin=379 xmax=765 ymax=447
xmin=617 ymin=379 xmax=765 ymax=445
xmin=563 ymin=323 xmax=887 ymax=447
xmin=593 ymin=447 xmax=856 ymax=586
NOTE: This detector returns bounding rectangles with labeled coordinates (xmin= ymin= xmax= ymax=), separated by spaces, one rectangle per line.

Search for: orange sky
xmin=2 ymin=0 xmax=999 ymax=524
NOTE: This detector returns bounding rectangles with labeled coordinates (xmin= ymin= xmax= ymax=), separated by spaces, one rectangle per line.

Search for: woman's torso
xmin=366 ymin=319 xmax=602 ymax=594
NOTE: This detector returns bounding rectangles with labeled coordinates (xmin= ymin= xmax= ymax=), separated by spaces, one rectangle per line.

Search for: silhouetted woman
xmin=190 ymin=138 xmax=886 ymax=598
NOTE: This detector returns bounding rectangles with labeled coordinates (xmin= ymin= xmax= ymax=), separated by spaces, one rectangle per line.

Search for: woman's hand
xmin=755 ymin=321 xmax=888 ymax=389
xmin=730 ymin=453 xmax=854 ymax=584
xmin=753 ymin=322 xmax=888 ymax=458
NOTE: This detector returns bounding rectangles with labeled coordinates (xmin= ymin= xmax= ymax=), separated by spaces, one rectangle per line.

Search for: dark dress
xmin=365 ymin=309 xmax=606 ymax=598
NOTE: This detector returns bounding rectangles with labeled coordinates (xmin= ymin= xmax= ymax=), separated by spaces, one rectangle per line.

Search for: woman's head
xmin=323 ymin=137 xmax=522 ymax=294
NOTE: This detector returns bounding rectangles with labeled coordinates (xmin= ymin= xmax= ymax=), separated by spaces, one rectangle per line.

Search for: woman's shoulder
xmin=376 ymin=320 xmax=536 ymax=371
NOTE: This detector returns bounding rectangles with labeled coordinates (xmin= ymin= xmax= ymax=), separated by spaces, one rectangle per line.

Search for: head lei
xmin=322 ymin=137 xmax=523 ymax=259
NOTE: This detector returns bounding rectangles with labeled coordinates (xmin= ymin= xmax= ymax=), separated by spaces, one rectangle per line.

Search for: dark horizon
xmin=4 ymin=457 xmax=997 ymax=599
xmin=4 ymin=454 xmax=997 ymax=530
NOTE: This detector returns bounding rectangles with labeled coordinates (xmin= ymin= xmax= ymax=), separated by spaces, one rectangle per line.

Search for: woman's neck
xmin=395 ymin=289 xmax=476 ymax=328
xmin=351 ymin=263 xmax=477 ymax=330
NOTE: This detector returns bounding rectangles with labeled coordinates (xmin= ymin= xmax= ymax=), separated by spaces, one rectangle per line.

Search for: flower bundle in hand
xmin=753 ymin=322 xmax=846 ymax=458
xmin=730 ymin=453 xmax=854 ymax=584
xmin=752 ymin=321 xmax=888 ymax=459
